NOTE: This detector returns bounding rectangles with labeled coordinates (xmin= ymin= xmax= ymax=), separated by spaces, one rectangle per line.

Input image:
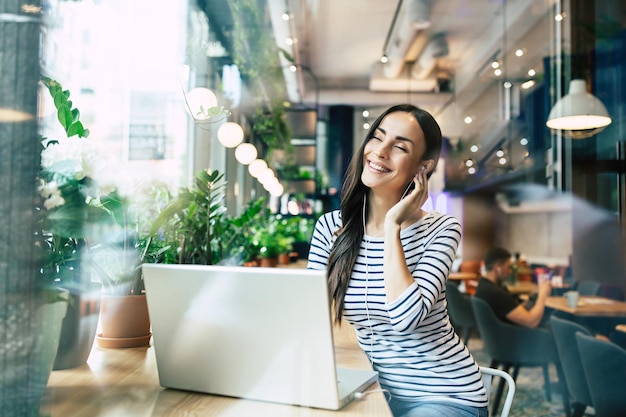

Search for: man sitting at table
xmin=474 ymin=247 xmax=552 ymax=328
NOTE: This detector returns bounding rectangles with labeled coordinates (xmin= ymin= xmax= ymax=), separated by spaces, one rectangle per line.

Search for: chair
xmin=600 ymin=282 xmax=625 ymax=301
xmin=445 ymin=282 xmax=478 ymax=344
xmin=576 ymin=332 xmax=626 ymax=417
xmin=480 ymin=366 xmax=516 ymax=417
xmin=574 ymin=280 xmax=602 ymax=296
xmin=549 ymin=316 xmax=593 ymax=417
xmin=471 ymin=297 xmax=569 ymax=416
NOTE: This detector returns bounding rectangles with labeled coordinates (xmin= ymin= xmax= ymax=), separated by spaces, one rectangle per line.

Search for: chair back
xmin=576 ymin=333 xmax=626 ymax=417
xmin=575 ymin=280 xmax=602 ymax=296
xmin=600 ymin=283 xmax=625 ymax=301
xmin=470 ymin=297 xmax=558 ymax=364
xmin=549 ymin=316 xmax=593 ymax=407
xmin=446 ymin=282 xmax=476 ymax=328
xmin=480 ymin=366 xmax=515 ymax=417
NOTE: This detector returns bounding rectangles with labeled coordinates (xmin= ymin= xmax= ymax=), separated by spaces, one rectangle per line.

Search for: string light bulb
xmin=235 ymin=143 xmax=257 ymax=165
xmin=217 ymin=122 xmax=244 ymax=148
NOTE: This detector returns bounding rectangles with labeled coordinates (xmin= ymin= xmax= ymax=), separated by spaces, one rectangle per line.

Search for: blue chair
xmin=576 ymin=333 xmax=626 ymax=417
xmin=445 ymin=282 xmax=477 ymax=344
xmin=600 ymin=283 xmax=625 ymax=301
xmin=550 ymin=315 xmax=593 ymax=417
xmin=471 ymin=297 xmax=569 ymax=416
xmin=574 ymin=280 xmax=602 ymax=296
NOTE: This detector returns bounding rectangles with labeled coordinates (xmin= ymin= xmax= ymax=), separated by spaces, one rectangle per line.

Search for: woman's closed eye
xmin=394 ymin=144 xmax=408 ymax=152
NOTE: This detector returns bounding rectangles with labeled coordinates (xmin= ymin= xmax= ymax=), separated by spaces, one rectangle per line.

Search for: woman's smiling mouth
xmin=368 ymin=161 xmax=391 ymax=173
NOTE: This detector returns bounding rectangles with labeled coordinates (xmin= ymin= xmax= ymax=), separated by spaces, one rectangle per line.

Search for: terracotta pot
xmin=259 ymin=257 xmax=278 ymax=268
xmin=278 ymin=253 xmax=291 ymax=265
xmin=97 ymin=294 xmax=151 ymax=348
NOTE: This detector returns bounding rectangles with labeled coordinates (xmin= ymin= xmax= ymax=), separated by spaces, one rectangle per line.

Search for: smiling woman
xmin=308 ymin=104 xmax=489 ymax=417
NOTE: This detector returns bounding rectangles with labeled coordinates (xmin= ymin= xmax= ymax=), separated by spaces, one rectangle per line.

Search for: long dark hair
xmin=327 ymin=104 xmax=442 ymax=323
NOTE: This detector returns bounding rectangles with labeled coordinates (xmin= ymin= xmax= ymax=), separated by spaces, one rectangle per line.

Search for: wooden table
xmin=545 ymin=296 xmax=626 ymax=317
xmin=448 ymin=272 xmax=479 ymax=281
xmin=504 ymin=281 xmax=537 ymax=295
xmin=41 ymin=321 xmax=391 ymax=417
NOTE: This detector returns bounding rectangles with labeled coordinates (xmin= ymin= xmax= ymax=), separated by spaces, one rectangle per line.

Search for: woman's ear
xmin=422 ymin=160 xmax=435 ymax=174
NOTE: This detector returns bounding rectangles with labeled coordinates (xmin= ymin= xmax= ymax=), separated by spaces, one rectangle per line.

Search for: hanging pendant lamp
xmin=546 ymin=79 xmax=612 ymax=139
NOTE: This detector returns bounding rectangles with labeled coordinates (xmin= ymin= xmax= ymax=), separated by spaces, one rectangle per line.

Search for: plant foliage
xmin=150 ymin=170 xmax=265 ymax=265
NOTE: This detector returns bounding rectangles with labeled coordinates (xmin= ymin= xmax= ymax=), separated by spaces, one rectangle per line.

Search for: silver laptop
xmin=142 ymin=263 xmax=378 ymax=410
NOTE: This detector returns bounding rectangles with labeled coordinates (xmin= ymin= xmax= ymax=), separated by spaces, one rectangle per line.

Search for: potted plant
xmin=38 ymin=77 xmax=114 ymax=368
xmin=283 ymin=215 xmax=315 ymax=260
xmin=248 ymin=213 xmax=295 ymax=267
xmin=272 ymin=215 xmax=296 ymax=265
xmin=150 ymin=169 xmax=265 ymax=266
xmin=89 ymin=186 xmax=172 ymax=348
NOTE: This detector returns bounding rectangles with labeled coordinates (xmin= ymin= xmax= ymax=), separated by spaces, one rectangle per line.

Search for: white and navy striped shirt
xmin=308 ymin=210 xmax=488 ymax=407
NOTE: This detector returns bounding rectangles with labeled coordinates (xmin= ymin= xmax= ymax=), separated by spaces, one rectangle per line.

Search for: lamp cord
xmin=382 ymin=0 xmax=404 ymax=57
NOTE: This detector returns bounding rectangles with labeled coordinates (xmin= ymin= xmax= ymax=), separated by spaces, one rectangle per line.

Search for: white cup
xmin=565 ymin=290 xmax=580 ymax=308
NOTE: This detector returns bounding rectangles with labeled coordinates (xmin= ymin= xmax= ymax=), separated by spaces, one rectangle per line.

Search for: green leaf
xmin=67 ymin=121 xmax=85 ymax=138
xmin=53 ymin=90 xmax=68 ymax=109
xmin=56 ymin=105 xmax=73 ymax=130
xmin=71 ymin=108 xmax=80 ymax=122
xmin=278 ymin=48 xmax=295 ymax=63
xmin=99 ymin=192 xmax=127 ymax=227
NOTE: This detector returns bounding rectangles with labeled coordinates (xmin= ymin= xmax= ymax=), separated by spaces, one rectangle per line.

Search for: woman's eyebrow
xmin=375 ymin=127 xmax=415 ymax=145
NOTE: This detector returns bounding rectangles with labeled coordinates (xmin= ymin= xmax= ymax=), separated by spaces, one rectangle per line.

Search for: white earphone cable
xmin=362 ymin=195 xmax=374 ymax=365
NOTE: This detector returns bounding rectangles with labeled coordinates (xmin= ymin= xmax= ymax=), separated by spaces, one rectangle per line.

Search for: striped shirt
xmin=308 ymin=210 xmax=488 ymax=407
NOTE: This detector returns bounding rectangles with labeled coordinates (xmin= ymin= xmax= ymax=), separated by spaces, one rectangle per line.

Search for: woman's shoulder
xmin=423 ymin=211 xmax=461 ymax=229
xmin=318 ymin=209 xmax=341 ymax=223
xmin=315 ymin=210 xmax=342 ymax=231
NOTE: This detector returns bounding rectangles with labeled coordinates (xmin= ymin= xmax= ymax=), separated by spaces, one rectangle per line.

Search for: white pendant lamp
xmin=217 ymin=122 xmax=244 ymax=148
xmin=546 ymin=79 xmax=611 ymax=139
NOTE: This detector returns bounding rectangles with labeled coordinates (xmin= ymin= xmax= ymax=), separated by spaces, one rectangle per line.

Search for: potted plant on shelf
xmin=248 ymin=214 xmax=295 ymax=267
xmin=252 ymin=225 xmax=282 ymax=267
xmin=272 ymin=215 xmax=297 ymax=265
xmin=280 ymin=215 xmax=315 ymax=260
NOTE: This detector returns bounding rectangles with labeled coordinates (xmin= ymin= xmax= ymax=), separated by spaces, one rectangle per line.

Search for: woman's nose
xmin=373 ymin=144 xmax=390 ymax=158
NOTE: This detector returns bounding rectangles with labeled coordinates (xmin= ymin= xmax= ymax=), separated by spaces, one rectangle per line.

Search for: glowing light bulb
xmin=217 ymin=122 xmax=244 ymax=148
xmin=235 ymin=143 xmax=257 ymax=165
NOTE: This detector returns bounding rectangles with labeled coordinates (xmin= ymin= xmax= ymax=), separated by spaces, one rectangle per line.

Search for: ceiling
xmin=205 ymin=0 xmax=557 ymax=162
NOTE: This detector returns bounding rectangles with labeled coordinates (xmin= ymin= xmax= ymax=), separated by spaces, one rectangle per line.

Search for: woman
xmin=307 ymin=104 xmax=488 ymax=417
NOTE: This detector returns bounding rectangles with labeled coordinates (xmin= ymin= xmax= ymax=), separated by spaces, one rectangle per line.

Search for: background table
xmin=545 ymin=296 xmax=626 ymax=317
xmin=448 ymin=272 xmax=479 ymax=281
xmin=41 ymin=321 xmax=391 ymax=417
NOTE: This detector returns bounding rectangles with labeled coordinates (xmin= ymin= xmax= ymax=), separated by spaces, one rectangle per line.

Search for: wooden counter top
xmin=41 ymin=321 xmax=391 ymax=417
